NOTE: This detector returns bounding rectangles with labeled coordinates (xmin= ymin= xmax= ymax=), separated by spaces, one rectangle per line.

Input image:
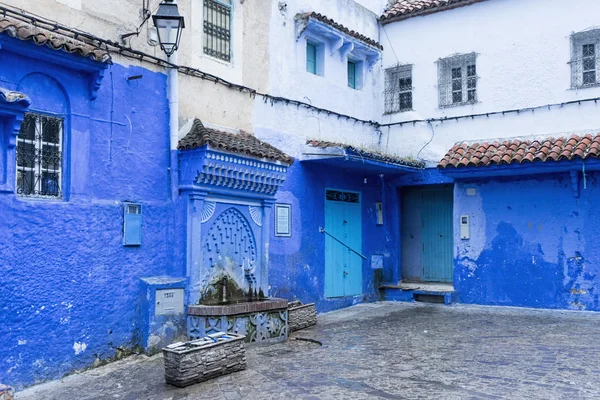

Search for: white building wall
xmin=255 ymin=0 xmax=383 ymax=157
xmin=380 ymin=0 xmax=600 ymax=166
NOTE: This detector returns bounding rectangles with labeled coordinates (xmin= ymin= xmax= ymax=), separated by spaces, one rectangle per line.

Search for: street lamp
xmin=152 ymin=0 xmax=185 ymax=57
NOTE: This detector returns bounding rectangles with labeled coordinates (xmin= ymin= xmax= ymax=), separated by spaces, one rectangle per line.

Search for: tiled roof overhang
xmin=297 ymin=12 xmax=383 ymax=50
xmin=178 ymin=119 xmax=294 ymax=165
xmin=438 ymin=134 xmax=600 ymax=197
xmin=380 ymin=0 xmax=485 ymax=24
xmin=439 ymin=134 xmax=600 ymax=169
xmin=304 ymin=140 xmax=425 ymax=173
xmin=0 ymin=16 xmax=111 ymax=64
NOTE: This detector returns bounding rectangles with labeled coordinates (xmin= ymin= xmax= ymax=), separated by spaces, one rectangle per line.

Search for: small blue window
xmin=348 ymin=61 xmax=357 ymax=89
xmin=306 ymin=43 xmax=317 ymax=75
xmin=123 ymin=203 xmax=142 ymax=246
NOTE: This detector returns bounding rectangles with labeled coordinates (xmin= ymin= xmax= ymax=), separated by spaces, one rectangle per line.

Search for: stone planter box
xmin=288 ymin=301 xmax=317 ymax=332
xmin=162 ymin=332 xmax=246 ymax=387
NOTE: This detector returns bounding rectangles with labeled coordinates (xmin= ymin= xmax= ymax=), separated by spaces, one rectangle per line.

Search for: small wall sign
xmin=275 ymin=203 xmax=292 ymax=237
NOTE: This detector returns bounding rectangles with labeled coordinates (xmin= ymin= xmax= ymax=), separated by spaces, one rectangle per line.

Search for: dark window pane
xmin=468 ymin=89 xmax=476 ymax=102
xmin=583 ymin=57 xmax=596 ymax=71
xmin=41 ymin=172 xmax=59 ymax=196
xmin=203 ymin=0 xmax=232 ymax=62
xmin=452 ymin=80 xmax=462 ymax=91
xmin=399 ymin=92 xmax=412 ymax=111
xmin=19 ymin=114 xmax=36 ymax=141
xmin=452 ymin=91 xmax=462 ymax=104
xmin=42 ymin=144 xmax=61 ymax=171
xmin=583 ymin=44 xmax=595 ymax=57
xmin=467 ymin=77 xmax=477 ymax=89
xmin=17 ymin=142 xmax=36 ymax=168
xmin=16 ymin=170 xmax=35 ymax=196
xmin=348 ymin=61 xmax=356 ymax=89
xmin=42 ymin=118 xmax=61 ymax=143
xmin=451 ymin=67 xmax=462 ymax=79
xmin=467 ymin=64 xmax=476 ymax=76
xmin=583 ymin=71 xmax=596 ymax=84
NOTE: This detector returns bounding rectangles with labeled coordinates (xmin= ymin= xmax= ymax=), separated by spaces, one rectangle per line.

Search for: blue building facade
xmin=0 ymin=18 xmax=178 ymax=388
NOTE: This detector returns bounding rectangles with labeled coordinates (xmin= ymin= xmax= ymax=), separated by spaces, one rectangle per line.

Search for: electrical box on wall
xmin=123 ymin=202 xmax=142 ymax=246
xmin=460 ymin=215 xmax=470 ymax=240
xmin=375 ymin=202 xmax=383 ymax=225
xmin=155 ymin=288 xmax=184 ymax=315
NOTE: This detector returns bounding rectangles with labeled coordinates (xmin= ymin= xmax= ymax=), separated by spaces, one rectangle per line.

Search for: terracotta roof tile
xmin=439 ymin=133 xmax=600 ymax=168
xmin=297 ymin=12 xmax=383 ymax=50
xmin=381 ymin=0 xmax=485 ymax=24
xmin=306 ymin=139 xmax=424 ymax=168
xmin=178 ymin=119 xmax=294 ymax=165
xmin=0 ymin=16 xmax=110 ymax=63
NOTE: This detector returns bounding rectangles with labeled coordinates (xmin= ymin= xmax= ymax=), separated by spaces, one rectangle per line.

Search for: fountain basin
xmin=186 ymin=298 xmax=289 ymax=343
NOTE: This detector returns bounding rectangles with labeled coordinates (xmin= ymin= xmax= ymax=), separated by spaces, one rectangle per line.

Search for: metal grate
xmin=16 ymin=113 xmax=63 ymax=198
xmin=437 ymin=53 xmax=478 ymax=108
xmin=384 ymin=64 xmax=412 ymax=114
xmin=570 ymin=28 xmax=600 ymax=89
xmin=326 ymin=190 xmax=360 ymax=203
xmin=203 ymin=0 xmax=232 ymax=62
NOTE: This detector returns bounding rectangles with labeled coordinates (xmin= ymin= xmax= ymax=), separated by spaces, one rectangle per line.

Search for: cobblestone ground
xmin=16 ymin=302 xmax=600 ymax=399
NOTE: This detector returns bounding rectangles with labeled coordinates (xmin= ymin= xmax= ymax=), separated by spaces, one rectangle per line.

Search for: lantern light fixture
xmin=152 ymin=0 xmax=185 ymax=57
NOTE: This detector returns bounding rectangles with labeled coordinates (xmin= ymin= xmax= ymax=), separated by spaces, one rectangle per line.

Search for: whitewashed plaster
xmin=380 ymin=0 xmax=600 ymax=165
xmin=254 ymin=0 xmax=383 ymax=156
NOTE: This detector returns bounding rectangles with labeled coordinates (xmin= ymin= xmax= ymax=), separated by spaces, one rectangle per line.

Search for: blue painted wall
xmin=0 ymin=43 xmax=179 ymax=389
xmin=269 ymin=162 xmax=399 ymax=313
xmin=454 ymin=173 xmax=600 ymax=310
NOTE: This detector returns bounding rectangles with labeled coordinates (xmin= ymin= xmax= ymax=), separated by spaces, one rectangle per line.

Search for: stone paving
xmin=16 ymin=301 xmax=600 ymax=399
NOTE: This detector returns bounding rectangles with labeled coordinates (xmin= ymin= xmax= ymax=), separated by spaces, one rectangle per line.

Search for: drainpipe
xmin=168 ymin=51 xmax=179 ymax=202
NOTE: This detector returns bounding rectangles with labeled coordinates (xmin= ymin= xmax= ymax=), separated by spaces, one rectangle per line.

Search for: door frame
xmin=324 ymin=187 xmax=363 ymax=298
xmin=399 ymin=184 xmax=455 ymax=284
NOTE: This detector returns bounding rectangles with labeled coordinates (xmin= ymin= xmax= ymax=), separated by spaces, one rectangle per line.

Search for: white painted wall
xmin=255 ymin=0 xmax=383 ymax=157
xmin=380 ymin=0 xmax=600 ymax=166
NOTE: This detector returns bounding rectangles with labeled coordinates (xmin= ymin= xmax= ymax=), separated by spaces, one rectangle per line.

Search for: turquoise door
xmin=421 ymin=187 xmax=454 ymax=282
xmin=324 ymin=190 xmax=362 ymax=297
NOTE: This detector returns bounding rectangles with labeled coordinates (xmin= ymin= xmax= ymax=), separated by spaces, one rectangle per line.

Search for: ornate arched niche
xmin=178 ymin=119 xmax=293 ymax=305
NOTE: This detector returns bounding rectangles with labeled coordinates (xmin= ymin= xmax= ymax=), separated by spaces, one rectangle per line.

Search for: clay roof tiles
xmin=306 ymin=139 xmax=424 ymax=168
xmin=178 ymin=119 xmax=294 ymax=165
xmin=0 ymin=16 xmax=111 ymax=64
xmin=298 ymin=12 xmax=383 ymax=50
xmin=380 ymin=0 xmax=485 ymax=24
xmin=438 ymin=134 xmax=600 ymax=168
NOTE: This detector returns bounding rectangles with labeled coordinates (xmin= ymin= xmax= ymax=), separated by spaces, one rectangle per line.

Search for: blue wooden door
xmin=421 ymin=187 xmax=454 ymax=282
xmin=325 ymin=190 xmax=362 ymax=297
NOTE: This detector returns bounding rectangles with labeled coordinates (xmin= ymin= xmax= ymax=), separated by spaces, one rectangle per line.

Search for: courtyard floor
xmin=16 ymin=301 xmax=600 ymax=400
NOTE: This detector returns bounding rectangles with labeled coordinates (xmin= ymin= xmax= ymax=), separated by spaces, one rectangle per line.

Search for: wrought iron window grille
xmin=16 ymin=113 xmax=63 ymax=199
xmin=326 ymin=190 xmax=360 ymax=203
xmin=384 ymin=64 xmax=413 ymax=114
xmin=437 ymin=53 xmax=478 ymax=108
xmin=203 ymin=0 xmax=232 ymax=62
xmin=570 ymin=28 xmax=600 ymax=89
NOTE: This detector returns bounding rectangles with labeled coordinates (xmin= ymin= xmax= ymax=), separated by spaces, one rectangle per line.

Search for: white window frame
xmin=437 ymin=53 xmax=478 ymax=108
xmin=16 ymin=113 xmax=63 ymax=199
xmin=384 ymin=64 xmax=413 ymax=114
xmin=570 ymin=28 xmax=600 ymax=89
xmin=202 ymin=0 xmax=233 ymax=63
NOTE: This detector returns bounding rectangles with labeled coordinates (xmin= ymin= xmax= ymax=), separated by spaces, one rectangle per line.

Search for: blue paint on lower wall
xmin=454 ymin=173 xmax=600 ymax=311
xmin=268 ymin=163 xmax=398 ymax=313
xmin=0 ymin=46 xmax=179 ymax=389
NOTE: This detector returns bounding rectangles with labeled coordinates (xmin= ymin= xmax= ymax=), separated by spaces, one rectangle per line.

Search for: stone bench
xmin=162 ymin=332 xmax=246 ymax=387
xmin=288 ymin=301 xmax=317 ymax=332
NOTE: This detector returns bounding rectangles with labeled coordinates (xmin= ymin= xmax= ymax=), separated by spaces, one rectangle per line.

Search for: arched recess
xmin=16 ymin=73 xmax=71 ymax=199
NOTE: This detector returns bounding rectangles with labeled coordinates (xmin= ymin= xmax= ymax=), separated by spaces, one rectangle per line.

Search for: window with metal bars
xmin=438 ymin=53 xmax=478 ymax=108
xmin=570 ymin=28 xmax=600 ymax=88
xmin=16 ymin=113 xmax=63 ymax=198
xmin=384 ymin=64 xmax=412 ymax=114
xmin=203 ymin=0 xmax=232 ymax=62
